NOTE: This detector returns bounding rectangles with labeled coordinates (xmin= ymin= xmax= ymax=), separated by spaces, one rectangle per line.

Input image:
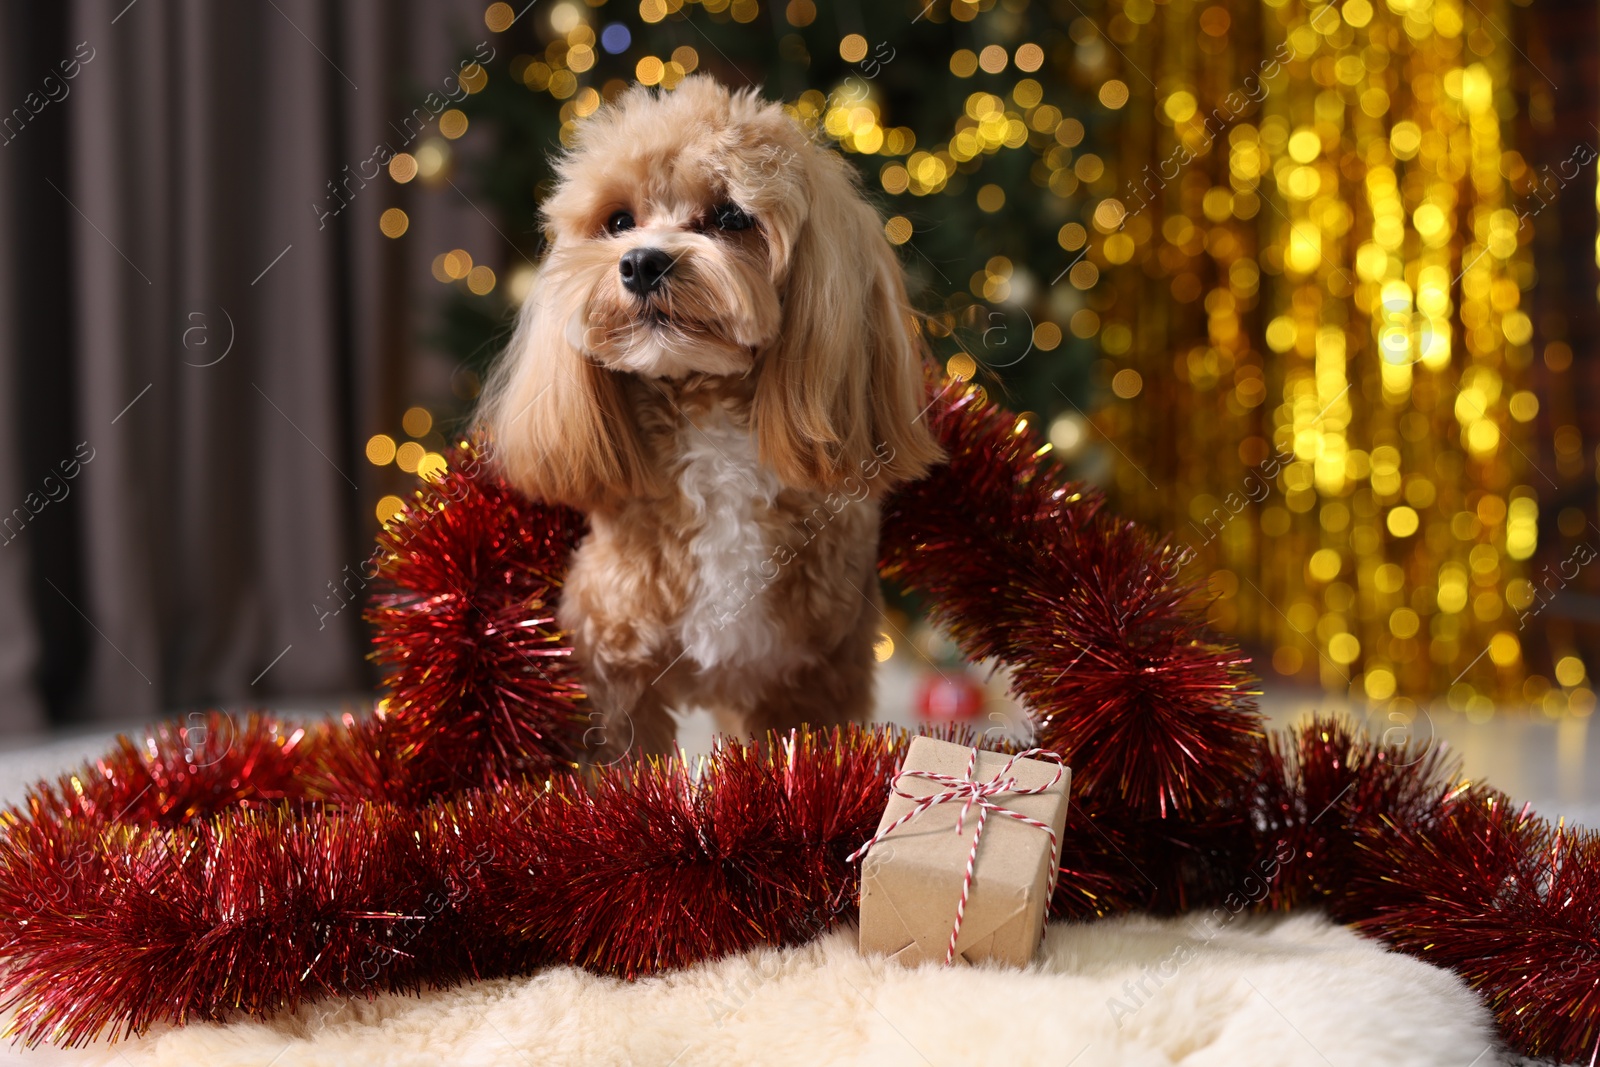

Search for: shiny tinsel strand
xmin=364 ymin=442 xmax=590 ymax=798
xmin=1246 ymin=715 xmax=1468 ymax=913
xmin=471 ymin=724 xmax=907 ymax=978
xmin=0 ymin=804 xmax=467 ymax=1047
xmin=10 ymin=711 xmax=311 ymax=831
xmin=0 ymin=727 xmax=911 ymax=1041
xmin=1346 ymin=794 xmax=1600 ymax=1062
xmin=881 ymin=381 xmax=1262 ymax=819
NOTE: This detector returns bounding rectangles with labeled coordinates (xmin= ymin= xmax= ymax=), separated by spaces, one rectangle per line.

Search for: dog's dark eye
xmin=606 ymin=210 xmax=635 ymax=235
xmin=712 ymin=203 xmax=753 ymax=232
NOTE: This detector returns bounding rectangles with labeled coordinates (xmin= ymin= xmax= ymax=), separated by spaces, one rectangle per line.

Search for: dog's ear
xmin=478 ymin=275 xmax=652 ymax=509
xmin=751 ymin=147 xmax=943 ymax=494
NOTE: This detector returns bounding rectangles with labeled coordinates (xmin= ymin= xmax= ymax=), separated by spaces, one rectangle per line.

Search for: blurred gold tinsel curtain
xmin=1086 ymin=0 xmax=1578 ymax=717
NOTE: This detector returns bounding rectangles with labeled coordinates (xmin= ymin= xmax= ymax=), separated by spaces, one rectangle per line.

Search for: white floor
xmin=1248 ymin=682 xmax=1600 ymax=831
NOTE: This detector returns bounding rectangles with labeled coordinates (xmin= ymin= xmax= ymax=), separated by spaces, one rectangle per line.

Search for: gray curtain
xmin=0 ymin=0 xmax=497 ymax=732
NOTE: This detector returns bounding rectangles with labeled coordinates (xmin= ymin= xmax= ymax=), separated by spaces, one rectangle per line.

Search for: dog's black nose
xmin=619 ymin=247 xmax=673 ymax=295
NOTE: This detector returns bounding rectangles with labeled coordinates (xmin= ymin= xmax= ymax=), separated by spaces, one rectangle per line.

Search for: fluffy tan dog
xmin=481 ymin=76 xmax=941 ymax=757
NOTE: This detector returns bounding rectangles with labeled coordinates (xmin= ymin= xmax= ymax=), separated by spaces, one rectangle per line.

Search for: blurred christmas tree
xmin=416 ymin=0 xmax=1112 ymax=446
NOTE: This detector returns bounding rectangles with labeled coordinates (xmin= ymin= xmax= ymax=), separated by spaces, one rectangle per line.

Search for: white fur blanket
xmin=2 ymin=913 xmax=1499 ymax=1067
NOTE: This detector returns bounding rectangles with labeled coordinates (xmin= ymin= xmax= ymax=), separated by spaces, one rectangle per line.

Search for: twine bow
xmin=849 ymin=747 xmax=1064 ymax=965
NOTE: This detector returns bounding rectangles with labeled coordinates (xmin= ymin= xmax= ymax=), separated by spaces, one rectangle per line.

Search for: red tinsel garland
xmin=362 ymin=449 xmax=590 ymax=800
xmin=0 ymin=725 xmax=908 ymax=1045
xmin=473 ymin=726 xmax=907 ymax=978
xmin=1349 ymin=793 xmax=1600 ymax=1058
xmin=0 ymin=380 xmax=1595 ymax=1063
xmin=880 ymin=386 xmax=1261 ymax=821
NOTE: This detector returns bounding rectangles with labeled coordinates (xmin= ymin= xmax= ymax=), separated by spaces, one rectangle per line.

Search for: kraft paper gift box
xmin=857 ymin=736 xmax=1071 ymax=967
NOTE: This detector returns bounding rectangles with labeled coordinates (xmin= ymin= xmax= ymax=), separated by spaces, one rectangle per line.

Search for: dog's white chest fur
xmin=675 ymin=410 xmax=787 ymax=671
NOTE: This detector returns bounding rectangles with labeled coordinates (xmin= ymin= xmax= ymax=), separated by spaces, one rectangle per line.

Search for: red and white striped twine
xmin=849 ymin=747 xmax=1065 ymax=965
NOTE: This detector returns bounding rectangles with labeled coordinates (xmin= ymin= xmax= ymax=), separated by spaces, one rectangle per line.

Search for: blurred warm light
xmin=379 ymin=208 xmax=408 ymax=239
xmin=550 ymin=2 xmax=581 ymax=33
xmin=1364 ymin=669 xmax=1395 ymax=701
xmin=365 ymin=434 xmax=397 ymax=466
xmin=1328 ymin=633 xmax=1360 ymax=666
xmin=1309 ymin=549 xmax=1342 ymax=583
xmin=415 ymin=141 xmax=446 ymax=178
xmin=1386 ymin=506 xmax=1420 ymax=538
xmin=417 ymin=452 xmax=449 ymax=482
xmin=443 ymin=249 xmax=472 ymax=280
xmin=1556 ymin=656 xmax=1588 ymax=688
xmin=388 ymin=153 xmax=417 ymax=183
xmin=1389 ymin=609 xmax=1420 ymax=639
xmin=484 ymin=3 xmax=514 ymax=32
xmin=1093 ymin=199 xmax=1126 ymax=231
xmin=1488 ymin=632 xmax=1522 ymax=668
xmin=395 ymin=442 xmax=425 ymax=474
xmin=1049 ymin=413 xmax=1085 ymax=454
xmin=506 ymin=264 xmax=537 ymax=305
xmin=402 ymin=407 xmax=433 ymax=438
xmin=375 ymin=495 xmax=405 ymax=524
